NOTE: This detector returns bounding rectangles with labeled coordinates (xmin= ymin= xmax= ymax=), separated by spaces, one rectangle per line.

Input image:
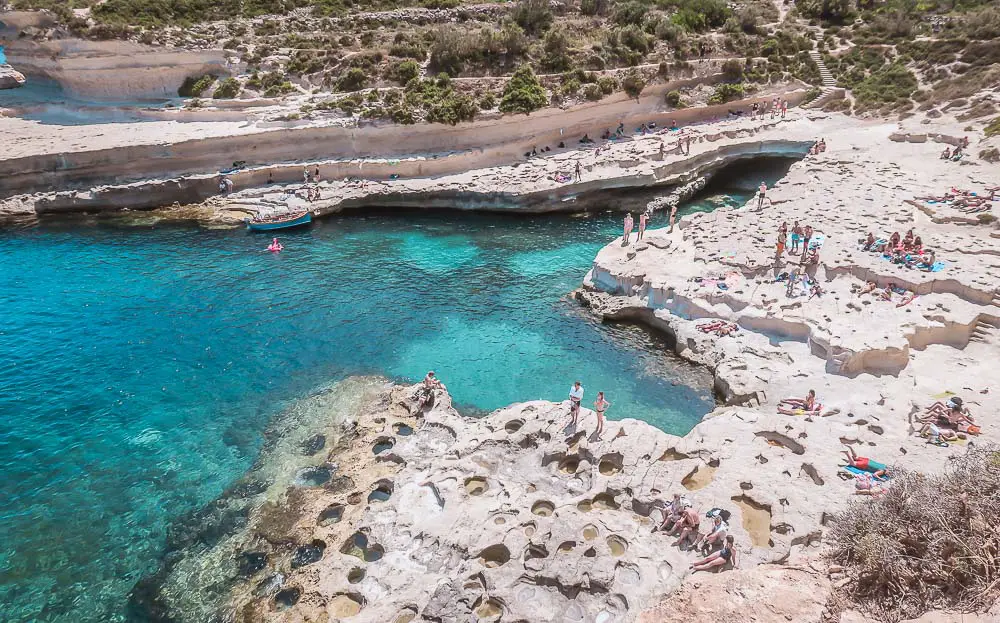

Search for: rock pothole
xmin=318 ymin=503 xmax=345 ymax=526
xmin=681 ymin=465 xmax=717 ymax=491
xmin=293 ymin=465 xmax=333 ymax=487
xmin=582 ymin=524 xmax=599 ymax=541
xmin=598 ymin=453 xmax=624 ymax=475
xmin=558 ymin=456 xmax=581 ymax=475
xmin=524 ymin=544 xmax=549 ymax=561
xmin=236 ymin=551 xmax=267 ymax=578
xmin=300 ymin=433 xmax=326 ymax=456
xmin=577 ymin=499 xmax=592 ymax=512
xmin=473 ymin=596 xmax=504 ymax=620
xmin=329 ymin=592 xmax=365 ymax=617
xmin=393 ymin=607 xmax=418 ymax=623
xmin=658 ymin=447 xmax=690 ymax=461
xmin=557 ymin=541 xmax=576 ymax=554
xmin=392 ymin=422 xmax=414 ymax=436
xmin=372 ymin=436 xmax=395 ymax=455
xmin=340 ymin=532 xmax=384 ymax=562
xmin=731 ymin=495 xmax=774 ymax=548
xmin=505 ymin=419 xmax=525 ymax=433
xmin=606 ymin=535 xmax=628 ymax=557
xmin=291 ymin=539 xmax=326 ymax=569
xmin=531 ymin=501 xmax=554 ymax=517
xmin=465 ymin=476 xmax=489 ymax=496
xmin=368 ymin=479 xmax=394 ymax=503
xmin=592 ymin=492 xmax=620 ymax=510
xmin=614 ymin=562 xmax=641 ymax=586
xmin=347 ymin=567 xmax=366 ymax=584
xmin=477 ymin=544 xmax=511 ymax=568
xmin=273 ymin=586 xmax=301 ymax=611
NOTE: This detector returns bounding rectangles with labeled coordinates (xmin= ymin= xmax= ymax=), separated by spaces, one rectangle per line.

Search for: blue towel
xmin=840 ymin=465 xmax=890 ymax=481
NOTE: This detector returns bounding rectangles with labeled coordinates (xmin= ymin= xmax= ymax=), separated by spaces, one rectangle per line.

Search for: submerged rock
xmin=236 ymin=551 xmax=268 ymax=578
xmin=252 ymin=573 xmax=285 ymax=598
xmin=290 ymin=540 xmax=326 ymax=569
xmin=301 ymin=433 xmax=326 ymax=455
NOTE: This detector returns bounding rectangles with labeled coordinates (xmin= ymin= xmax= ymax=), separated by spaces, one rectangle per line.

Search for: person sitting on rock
xmin=941 ymin=147 xmax=951 ymax=160
xmin=694 ymin=514 xmax=729 ymax=553
xmin=859 ymin=280 xmax=877 ymax=295
xmin=690 ymin=535 xmax=738 ymax=572
xmin=653 ymin=493 xmax=690 ymax=533
xmin=778 ymin=389 xmax=817 ymax=414
xmin=919 ymin=249 xmax=936 ymax=270
xmin=417 ymin=371 xmax=445 ymax=410
xmin=672 ymin=506 xmax=701 ymax=547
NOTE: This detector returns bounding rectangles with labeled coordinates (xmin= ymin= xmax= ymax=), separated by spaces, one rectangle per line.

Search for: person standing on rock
xmin=668 ymin=204 xmax=678 ymax=233
xmin=593 ymin=392 xmax=610 ymax=438
xmin=303 ymin=167 xmax=311 ymax=183
xmin=568 ymin=381 xmax=584 ymax=427
xmin=781 ymin=99 xmax=788 ymax=118
xmin=790 ymin=221 xmax=803 ymax=254
xmin=638 ymin=212 xmax=648 ymax=240
xmin=623 ymin=213 xmax=634 ymax=244
xmin=757 ymin=182 xmax=767 ymax=209
xmin=685 ymin=135 xmax=692 ymax=155
xmin=574 ymin=161 xmax=582 ymax=182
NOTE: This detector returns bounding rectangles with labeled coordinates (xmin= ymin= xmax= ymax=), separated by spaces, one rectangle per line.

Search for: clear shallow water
xmin=0 ymin=195 xmax=751 ymax=621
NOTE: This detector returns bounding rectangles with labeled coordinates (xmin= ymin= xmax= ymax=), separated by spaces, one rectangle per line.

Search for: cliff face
xmin=0 ymin=63 xmax=25 ymax=89
xmin=0 ymin=16 xmax=228 ymax=100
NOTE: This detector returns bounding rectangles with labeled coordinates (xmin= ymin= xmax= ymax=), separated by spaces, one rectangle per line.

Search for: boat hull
xmin=246 ymin=212 xmax=312 ymax=231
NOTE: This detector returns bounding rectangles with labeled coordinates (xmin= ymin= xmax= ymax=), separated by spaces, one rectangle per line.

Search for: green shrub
xmin=178 ymin=74 xmax=215 ymax=97
xmin=853 ymin=62 xmax=917 ymax=111
xmin=511 ymin=0 xmax=552 ymax=36
xmin=666 ymin=0 xmax=730 ymax=32
xmin=597 ymin=75 xmax=618 ymax=94
xmin=665 ymin=90 xmax=682 ymax=106
xmin=479 ymin=92 xmax=497 ymax=109
xmin=580 ymin=0 xmax=611 ymax=16
xmin=708 ymin=82 xmax=745 ymax=104
xmin=389 ymin=41 xmax=428 ymax=61
xmin=622 ymin=70 xmax=646 ymax=99
xmin=797 ymin=0 xmax=852 ymax=23
xmin=542 ymin=28 xmax=573 ymax=72
xmin=582 ymin=83 xmax=603 ymax=101
xmin=499 ymin=65 xmax=548 ymax=114
xmin=721 ymin=58 xmax=744 ymax=81
xmin=613 ymin=0 xmax=648 ymax=26
xmin=388 ymin=60 xmax=421 ymax=85
xmin=337 ymin=68 xmax=368 ymax=92
xmin=213 ymin=77 xmax=241 ymax=99
xmin=984 ymin=116 xmax=1000 ymax=138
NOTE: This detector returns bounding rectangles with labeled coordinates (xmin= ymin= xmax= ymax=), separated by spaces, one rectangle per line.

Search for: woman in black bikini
xmin=593 ymin=392 xmax=610 ymax=438
xmin=690 ymin=535 xmax=738 ymax=572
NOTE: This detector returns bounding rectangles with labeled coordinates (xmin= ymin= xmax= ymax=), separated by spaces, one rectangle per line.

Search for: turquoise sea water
xmin=0 ymin=189 xmax=761 ymax=621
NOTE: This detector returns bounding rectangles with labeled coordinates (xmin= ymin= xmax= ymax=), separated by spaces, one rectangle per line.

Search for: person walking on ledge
xmin=574 ymin=161 xmax=582 ymax=182
xmin=623 ymin=213 xmax=634 ymax=244
xmin=638 ymin=212 xmax=648 ymax=240
xmin=757 ymin=182 xmax=767 ymax=209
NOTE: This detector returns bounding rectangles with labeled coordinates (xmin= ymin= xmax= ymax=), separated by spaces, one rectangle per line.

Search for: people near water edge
xmin=568 ymin=381 xmax=584 ymax=427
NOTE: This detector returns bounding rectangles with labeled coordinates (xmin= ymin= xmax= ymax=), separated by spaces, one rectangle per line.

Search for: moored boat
xmin=246 ymin=210 xmax=312 ymax=231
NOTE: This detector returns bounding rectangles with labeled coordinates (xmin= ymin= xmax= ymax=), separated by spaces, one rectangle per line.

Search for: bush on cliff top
xmin=499 ymin=65 xmax=548 ymax=115
xmin=830 ymin=445 xmax=1000 ymax=621
xmin=178 ymin=74 xmax=215 ymax=97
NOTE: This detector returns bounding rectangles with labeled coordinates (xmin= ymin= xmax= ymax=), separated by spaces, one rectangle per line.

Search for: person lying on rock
xmin=690 ymin=536 xmax=737 ymax=572
xmin=921 ymin=397 xmax=976 ymax=429
xmin=841 ymin=446 xmax=890 ymax=480
xmin=920 ymin=421 xmax=959 ymax=447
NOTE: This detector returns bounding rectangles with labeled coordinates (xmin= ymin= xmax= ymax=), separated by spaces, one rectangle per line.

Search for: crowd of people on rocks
xmin=860 ymin=228 xmax=938 ymax=272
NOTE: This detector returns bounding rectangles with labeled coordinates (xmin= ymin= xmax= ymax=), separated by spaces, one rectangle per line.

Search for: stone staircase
xmin=969 ymin=317 xmax=999 ymax=345
xmin=803 ymin=50 xmax=842 ymax=109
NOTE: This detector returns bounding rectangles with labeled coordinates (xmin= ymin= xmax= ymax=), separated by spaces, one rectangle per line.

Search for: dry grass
xmin=829 ymin=445 xmax=1000 ymax=622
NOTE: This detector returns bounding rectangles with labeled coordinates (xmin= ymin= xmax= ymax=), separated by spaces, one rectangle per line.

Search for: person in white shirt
xmin=568 ymin=381 xmax=584 ymax=426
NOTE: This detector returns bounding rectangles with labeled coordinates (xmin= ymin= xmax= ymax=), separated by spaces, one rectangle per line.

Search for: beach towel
xmin=840 ymin=465 xmax=890 ymax=481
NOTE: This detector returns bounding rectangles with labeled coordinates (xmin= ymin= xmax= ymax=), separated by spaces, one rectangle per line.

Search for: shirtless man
xmin=672 ymin=507 xmax=701 ymax=546
xmin=638 ymin=212 xmax=648 ymax=240
xmin=623 ymin=213 xmax=634 ymax=244
xmin=568 ymin=381 xmax=584 ymax=426
xmin=757 ymin=182 xmax=767 ymax=209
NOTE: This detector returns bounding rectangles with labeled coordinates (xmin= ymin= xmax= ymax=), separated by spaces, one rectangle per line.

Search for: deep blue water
xmin=0 ymin=195 xmax=754 ymax=621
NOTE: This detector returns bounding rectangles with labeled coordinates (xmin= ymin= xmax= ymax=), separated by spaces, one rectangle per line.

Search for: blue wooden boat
xmin=246 ymin=210 xmax=312 ymax=231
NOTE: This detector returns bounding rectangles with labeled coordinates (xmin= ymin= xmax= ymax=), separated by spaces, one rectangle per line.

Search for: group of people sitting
xmin=652 ymin=494 xmax=738 ymax=572
xmin=808 ymin=138 xmax=827 ymax=155
xmin=861 ymin=229 xmax=937 ymax=271
xmin=940 ymin=138 xmax=970 ymax=163
xmin=918 ymin=396 xmax=981 ymax=446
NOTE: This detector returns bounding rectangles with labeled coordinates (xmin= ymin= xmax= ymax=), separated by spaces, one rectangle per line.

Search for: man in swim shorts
xmin=568 ymin=381 xmax=584 ymax=426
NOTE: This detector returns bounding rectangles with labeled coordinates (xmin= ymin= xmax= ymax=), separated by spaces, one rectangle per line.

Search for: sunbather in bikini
xmin=690 ymin=536 xmax=738 ymax=572
xmin=778 ymin=389 xmax=818 ymax=414
xmin=919 ymin=249 xmax=936 ymax=270
xmin=862 ymin=232 xmax=876 ymax=251
xmin=860 ymin=281 xmax=877 ymax=295
xmin=888 ymin=231 xmax=901 ymax=251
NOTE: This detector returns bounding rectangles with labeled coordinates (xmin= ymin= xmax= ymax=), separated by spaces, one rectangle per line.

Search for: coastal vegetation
xmin=831 ymin=445 xmax=1000 ymax=621
xmin=9 ymin=0 xmax=1000 ymax=121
